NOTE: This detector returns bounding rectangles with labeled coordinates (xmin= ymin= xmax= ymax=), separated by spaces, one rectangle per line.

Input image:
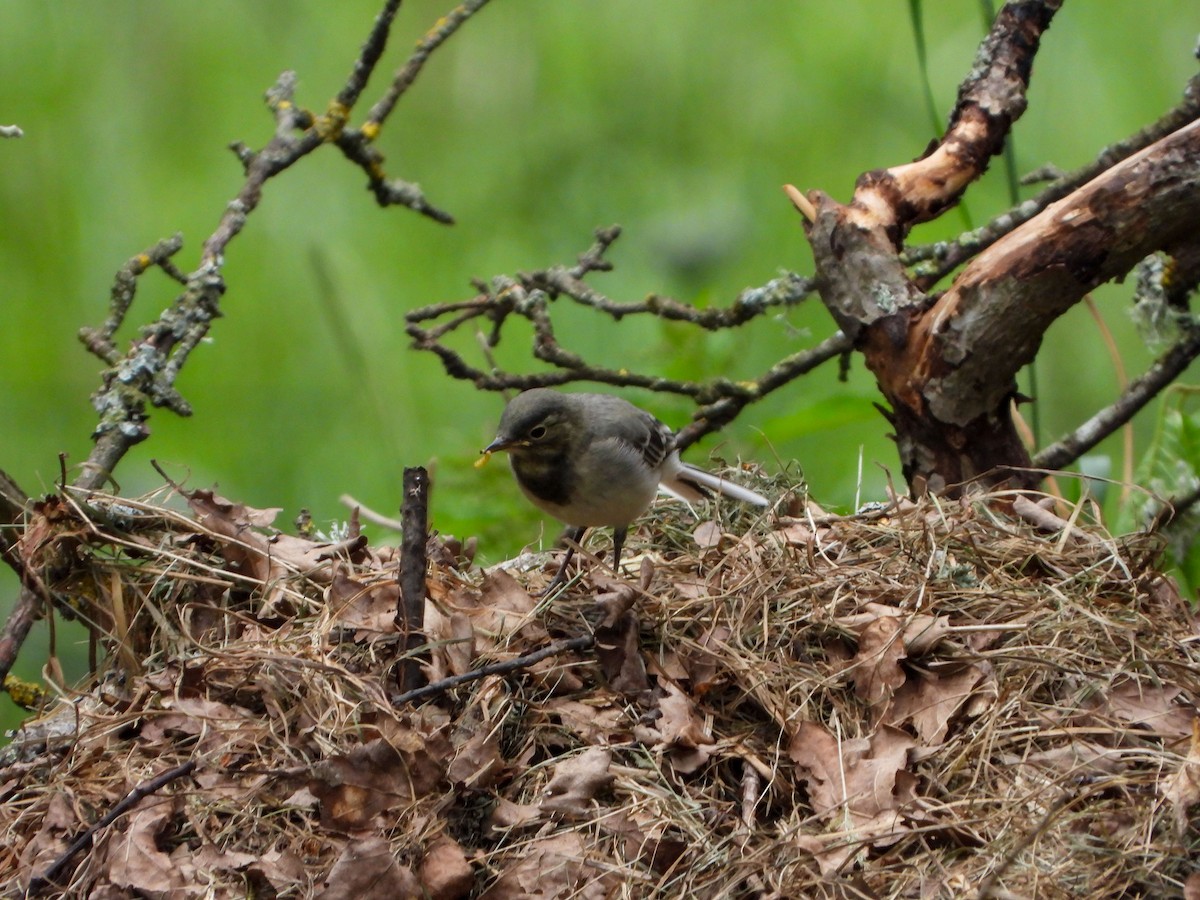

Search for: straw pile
xmin=2 ymin=477 xmax=1198 ymax=898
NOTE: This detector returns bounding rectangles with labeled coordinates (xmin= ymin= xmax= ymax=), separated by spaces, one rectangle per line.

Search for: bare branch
xmin=904 ymin=71 xmax=1200 ymax=289
xmin=326 ymin=0 xmax=494 ymax=221
xmin=365 ymin=0 xmax=494 ymax=128
xmin=405 ymin=226 xmax=829 ymax=442
xmin=390 ymin=634 xmax=595 ymax=707
xmin=1034 ymin=324 xmax=1200 ymax=472
xmin=72 ymin=2 xmax=483 ymax=492
xmin=919 ymin=119 xmax=1200 ymax=428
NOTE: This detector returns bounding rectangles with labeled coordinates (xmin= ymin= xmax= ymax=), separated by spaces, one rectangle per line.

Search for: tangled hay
xmin=2 ymin=477 xmax=1199 ymax=898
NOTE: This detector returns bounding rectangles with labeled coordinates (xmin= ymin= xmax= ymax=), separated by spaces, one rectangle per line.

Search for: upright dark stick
xmin=395 ymin=466 xmax=429 ymax=692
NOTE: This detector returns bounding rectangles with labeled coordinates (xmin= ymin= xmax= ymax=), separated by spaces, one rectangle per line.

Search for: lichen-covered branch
xmin=73 ymin=1 xmax=488 ymax=492
xmin=0 ymin=0 xmax=489 ymax=681
xmin=1034 ymin=324 xmax=1200 ymax=472
xmin=333 ymin=0 xmax=494 ymax=221
xmin=405 ymin=226 xmax=829 ymax=445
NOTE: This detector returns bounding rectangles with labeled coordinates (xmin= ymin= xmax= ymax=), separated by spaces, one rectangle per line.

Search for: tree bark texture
xmin=803 ymin=0 xmax=1200 ymax=494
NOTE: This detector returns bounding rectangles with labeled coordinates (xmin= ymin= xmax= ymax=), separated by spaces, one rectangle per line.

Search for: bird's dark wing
xmin=580 ymin=394 xmax=675 ymax=473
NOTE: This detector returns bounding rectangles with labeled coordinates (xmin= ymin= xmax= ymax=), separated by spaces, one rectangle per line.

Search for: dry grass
xmin=2 ymin=477 xmax=1199 ymax=898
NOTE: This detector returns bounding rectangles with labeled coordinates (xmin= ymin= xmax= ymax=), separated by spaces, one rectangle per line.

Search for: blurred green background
xmin=0 ymin=2 xmax=1196 ymax=729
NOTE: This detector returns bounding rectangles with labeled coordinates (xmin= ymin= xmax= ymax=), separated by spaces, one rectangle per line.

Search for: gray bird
xmin=482 ymin=388 xmax=768 ymax=589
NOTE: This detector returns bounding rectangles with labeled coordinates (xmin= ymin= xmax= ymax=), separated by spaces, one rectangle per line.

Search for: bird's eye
xmin=528 ymin=424 xmax=548 ymax=440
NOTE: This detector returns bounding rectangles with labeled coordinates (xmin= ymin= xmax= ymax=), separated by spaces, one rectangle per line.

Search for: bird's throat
xmin=511 ymin=450 xmax=574 ymax=507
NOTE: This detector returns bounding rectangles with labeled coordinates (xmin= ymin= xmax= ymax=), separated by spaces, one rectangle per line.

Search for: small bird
xmin=481 ymin=388 xmax=768 ymax=587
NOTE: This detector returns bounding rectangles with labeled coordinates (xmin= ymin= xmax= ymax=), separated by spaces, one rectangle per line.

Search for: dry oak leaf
xmin=419 ymin=835 xmax=475 ymax=900
xmin=546 ymin=698 xmax=629 ymax=744
xmin=850 ymin=615 xmax=907 ymax=707
xmin=1081 ymin=678 xmax=1197 ymax=743
xmin=423 ymin=604 xmax=477 ymax=682
xmin=692 ymin=520 xmax=725 ymax=550
xmin=316 ymin=834 xmax=420 ymax=900
xmin=788 ymin=721 xmax=916 ymax=829
xmin=453 ymin=568 xmax=548 ymax=643
xmin=594 ymin=609 xmax=650 ymax=695
xmin=103 ymin=799 xmax=187 ymax=898
xmin=646 ymin=681 xmax=716 ymax=774
xmin=681 ymin=624 xmax=733 ymax=696
xmin=447 ymin=729 xmax=504 ymax=789
xmin=326 ymin=570 xmax=400 ymax=638
xmin=1163 ymin=717 xmax=1200 ymax=837
xmin=789 ymin=723 xmax=919 ymax=875
xmin=16 ymin=791 xmax=78 ymax=877
xmin=479 ymin=832 xmax=615 ymax=900
xmin=310 ymin=732 xmax=448 ymax=831
xmin=605 ymin=811 xmax=689 ymax=875
xmin=541 ymin=746 xmax=614 ymax=818
xmin=835 ymin=603 xmax=952 ymax=656
xmin=885 ymin=662 xmax=992 ymax=744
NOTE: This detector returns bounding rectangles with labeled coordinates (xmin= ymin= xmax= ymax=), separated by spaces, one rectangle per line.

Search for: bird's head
xmin=481 ymin=389 xmax=577 ymax=460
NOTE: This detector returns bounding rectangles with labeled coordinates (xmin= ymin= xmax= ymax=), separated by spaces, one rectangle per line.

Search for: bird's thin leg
xmin=542 ymin=526 xmax=586 ymax=596
xmin=612 ymin=526 xmax=627 ymax=576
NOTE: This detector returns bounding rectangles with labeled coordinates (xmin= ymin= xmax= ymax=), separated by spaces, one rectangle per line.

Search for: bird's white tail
xmin=662 ymin=463 xmax=770 ymax=507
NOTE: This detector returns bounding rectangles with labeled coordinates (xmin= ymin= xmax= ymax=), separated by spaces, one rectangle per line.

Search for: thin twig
xmin=390 ymin=634 xmax=595 ymax=706
xmin=27 ymin=759 xmax=198 ymax=896
xmin=405 ymin=225 xmax=830 ymax=446
xmin=1035 ymin=325 xmax=1200 ymax=472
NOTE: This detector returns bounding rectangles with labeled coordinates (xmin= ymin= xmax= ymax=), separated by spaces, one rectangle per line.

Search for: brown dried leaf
xmin=468 ymin=569 xmax=548 ymax=642
xmin=448 ymin=730 xmax=504 ymax=789
xmin=794 ymin=832 xmax=857 ymax=878
xmin=886 ymin=663 xmax=990 ymax=744
xmin=479 ymin=832 xmax=614 ymax=900
xmin=326 ymin=571 xmax=399 ymax=637
xmin=488 ymin=797 xmax=540 ymax=831
xmin=186 ymin=489 xmax=281 ymax=584
xmin=541 ymin=746 xmax=613 ymax=818
xmin=316 ymin=835 xmax=419 ymax=900
xmin=1163 ymin=718 xmax=1200 ymax=836
xmin=16 ymin=791 xmax=78 ymax=875
xmin=309 ymin=734 xmax=446 ymax=830
xmin=1086 ymin=678 xmax=1196 ymax=740
xmin=682 ymin=625 xmax=732 ymax=696
xmin=594 ymin=612 xmax=649 ymax=695
xmin=592 ymin=576 xmax=639 ymax=628
xmin=647 ymin=682 xmax=715 ymax=774
xmin=851 ymin=616 xmax=907 ymax=707
xmin=606 ymin=812 xmax=688 ymax=875
xmin=693 ymin=520 xmax=724 ymax=549
xmin=770 ymin=521 xmax=815 ymax=547
xmin=836 ymin=603 xmax=951 ymax=656
xmin=246 ymin=847 xmax=308 ymax=893
xmin=104 ymin=800 xmax=187 ymax=897
xmin=547 ymin=699 xmax=629 ymax=744
xmin=789 ymin=722 xmax=916 ymax=830
xmin=420 ymin=836 xmax=474 ymax=900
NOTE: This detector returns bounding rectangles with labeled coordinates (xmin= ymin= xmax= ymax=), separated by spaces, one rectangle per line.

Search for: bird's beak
xmin=482 ymin=435 xmax=515 ymax=454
